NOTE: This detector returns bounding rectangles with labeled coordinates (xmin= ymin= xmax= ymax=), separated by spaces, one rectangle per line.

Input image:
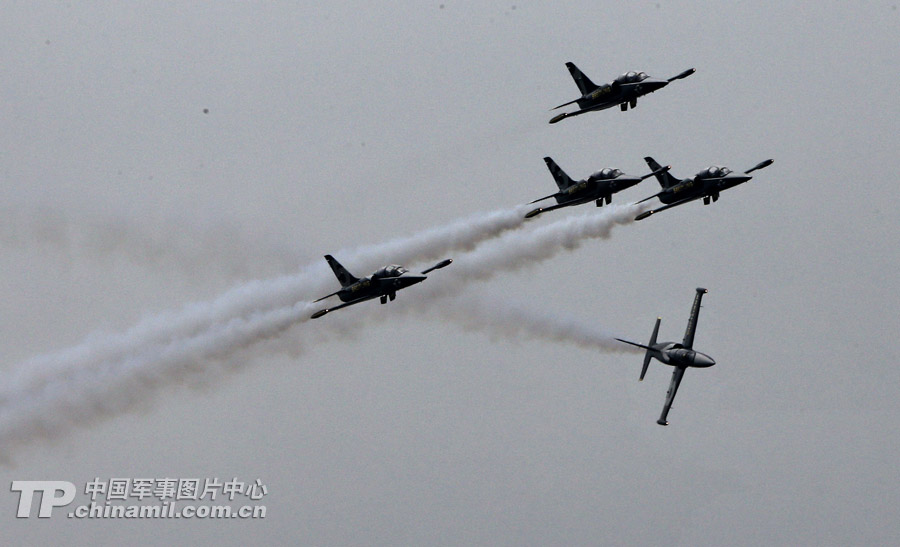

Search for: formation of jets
xmin=311 ymin=62 xmax=773 ymax=425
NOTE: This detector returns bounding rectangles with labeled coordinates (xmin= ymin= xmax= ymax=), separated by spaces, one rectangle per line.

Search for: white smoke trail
xmin=341 ymin=202 xmax=647 ymax=348
xmin=4 ymin=204 xmax=530 ymax=399
xmin=405 ymin=202 xmax=646 ymax=302
xmin=0 ymin=302 xmax=315 ymax=450
xmin=0 ymin=205 xmax=529 ymax=451
xmin=431 ymin=292 xmax=641 ymax=354
xmin=0 ymin=202 xmax=643 ymax=453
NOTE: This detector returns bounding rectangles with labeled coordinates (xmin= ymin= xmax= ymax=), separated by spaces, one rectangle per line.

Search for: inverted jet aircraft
xmin=635 ymin=157 xmax=774 ymax=220
xmin=549 ymin=63 xmax=695 ymax=124
xmin=616 ymin=288 xmax=716 ymax=426
xmin=310 ymin=255 xmax=452 ymax=319
xmin=525 ymin=157 xmax=670 ymax=219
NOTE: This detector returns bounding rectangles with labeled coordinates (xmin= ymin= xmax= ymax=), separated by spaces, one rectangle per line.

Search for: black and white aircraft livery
xmin=616 ymin=288 xmax=716 ymax=426
xmin=635 ymin=157 xmax=774 ymax=220
xmin=311 ymin=255 xmax=452 ymax=319
xmin=524 ymin=157 xmax=670 ymax=219
xmin=549 ymin=63 xmax=695 ymax=124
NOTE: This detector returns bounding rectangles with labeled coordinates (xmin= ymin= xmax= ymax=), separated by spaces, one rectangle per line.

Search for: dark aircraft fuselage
xmin=549 ymin=65 xmax=695 ymax=124
xmin=576 ymin=73 xmax=670 ymax=112
xmin=334 ymin=265 xmax=425 ymax=303
xmin=526 ymin=158 xmax=668 ymax=219
xmin=556 ymin=171 xmax=645 ymax=206
xmin=659 ymin=167 xmax=752 ymax=205
xmin=635 ymin=158 xmax=773 ymax=220
xmin=645 ymin=343 xmax=716 ymax=369
xmin=311 ymin=256 xmax=452 ymax=319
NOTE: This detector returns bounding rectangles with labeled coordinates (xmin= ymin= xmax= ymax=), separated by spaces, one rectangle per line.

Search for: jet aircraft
xmin=525 ymin=157 xmax=670 ymax=219
xmin=311 ymin=255 xmax=452 ymax=319
xmin=549 ymin=63 xmax=695 ymax=124
xmin=635 ymin=157 xmax=774 ymax=220
xmin=616 ymin=288 xmax=716 ymax=426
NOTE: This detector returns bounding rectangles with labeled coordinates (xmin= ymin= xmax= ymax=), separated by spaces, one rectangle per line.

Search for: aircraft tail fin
xmin=324 ymin=255 xmax=358 ymax=288
xmin=543 ymin=157 xmax=575 ymax=194
xmin=565 ymin=62 xmax=599 ymax=96
xmin=641 ymin=317 xmax=661 ymax=381
xmin=644 ymin=157 xmax=680 ymax=189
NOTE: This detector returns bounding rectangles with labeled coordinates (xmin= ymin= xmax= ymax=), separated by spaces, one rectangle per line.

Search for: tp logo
xmin=10 ymin=481 xmax=76 ymax=518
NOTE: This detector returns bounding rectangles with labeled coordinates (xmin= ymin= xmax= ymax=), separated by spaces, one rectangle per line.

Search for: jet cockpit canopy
xmin=591 ymin=168 xmax=623 ymax=180
xmin=700 ymin=166 xmax=732 ymax=178
xmin=615 ymin=71 xmax=649 ymax=84
xmin=374 ymin=265 xmax=408 ymax=278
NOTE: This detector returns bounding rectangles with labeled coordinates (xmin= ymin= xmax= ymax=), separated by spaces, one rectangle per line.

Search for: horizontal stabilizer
xmin=529 ymin=192 xmax=560 ymax=204
xmin=636 ymin=191 xmax=664 ymax=204
xmin=641 ymin=317 xmax=661 ymax=380
xmin=615 ymin=338 xmax=652 ymax=351
xmin=313 ymin=290 xmax=341 ymax=303
xmin=551 ymin=98 xmax=580 ymax=111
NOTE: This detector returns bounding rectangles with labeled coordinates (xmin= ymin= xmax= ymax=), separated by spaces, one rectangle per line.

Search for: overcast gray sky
xmin=2 ymin=2 xmax=899 ymax=545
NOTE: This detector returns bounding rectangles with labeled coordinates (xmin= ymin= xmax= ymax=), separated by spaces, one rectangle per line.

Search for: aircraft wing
xmin=525 ymin=197 xmax=598 ymax=218
xmin=634 ymin=194 xmax=706 ymax=220
xmin=683 ymin=287 xmax=707 ymax=348
xmin=658 ymin=366 xmax=686 ymax=426
xmin=549 ymin=103 xmax=616 ymax=123
xmin=310 ymin=294 xmax=379 ymax=319
xmin=526 ymin=202 xmax=568 ymax=218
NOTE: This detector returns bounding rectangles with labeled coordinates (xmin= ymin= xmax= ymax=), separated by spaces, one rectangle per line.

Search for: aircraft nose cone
xmin=694 ymin=352 xmax=716 ymax=367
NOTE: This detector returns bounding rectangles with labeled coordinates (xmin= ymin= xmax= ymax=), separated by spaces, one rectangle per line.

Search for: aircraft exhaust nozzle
xmin=745 ymin=158 xmax=774 ymax=174
xmin=635 ymin=210 xmax=654 ymax=221
xmin=524 ymin=208 xmax=544 ymax=219
xmin=311 ymin=309 xmax=329 ymax=319
xmin=549 ymin=113 xmax=568 ymax=124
